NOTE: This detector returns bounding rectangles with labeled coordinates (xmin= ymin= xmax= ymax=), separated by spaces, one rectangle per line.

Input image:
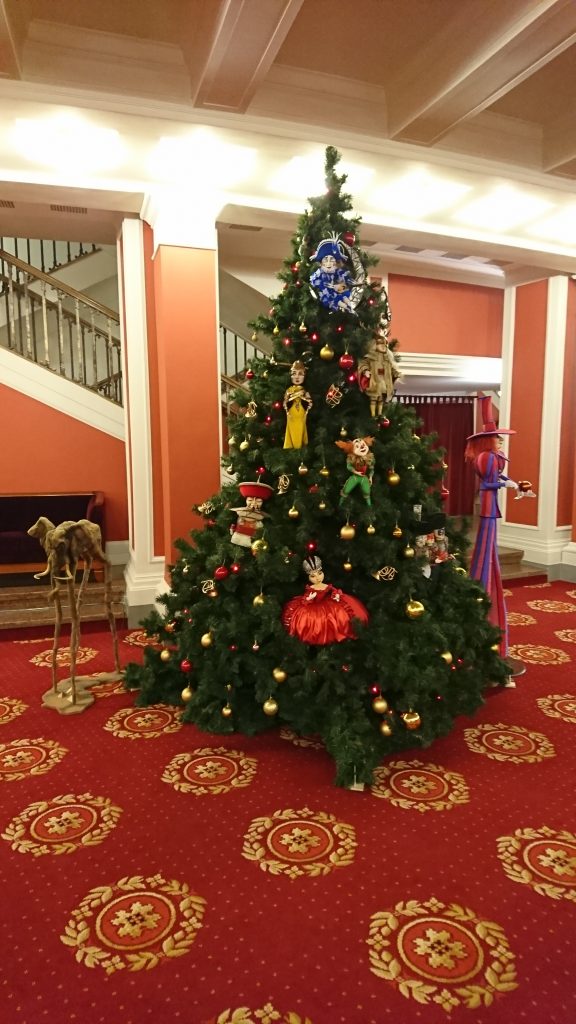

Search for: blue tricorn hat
xmin=311 ymin=237 xmax=345 ymax=262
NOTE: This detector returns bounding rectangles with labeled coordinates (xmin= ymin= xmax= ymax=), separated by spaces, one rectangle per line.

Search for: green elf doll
xmin=335 ymin=436 xmax=375 ymax=505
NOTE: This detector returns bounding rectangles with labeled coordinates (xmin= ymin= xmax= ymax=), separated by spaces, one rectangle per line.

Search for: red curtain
xmin=398 ymin=396 xmax=476 ymax=515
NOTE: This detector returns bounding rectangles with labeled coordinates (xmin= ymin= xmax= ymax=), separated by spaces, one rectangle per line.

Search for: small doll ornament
xmin=283 ymin=361 xmax=313 ymax=449
xmin=358 ymin=320 xmax=401 ymax=417
xmin=282 ymin=555 xmax=369 ymax=645
xmin=335 ymin=436 xmax=375 ymax=505
xmin=230 ymin=481 xmax=274 ymax=547
xmin=309 ymin=234 xmax=365 ymax=314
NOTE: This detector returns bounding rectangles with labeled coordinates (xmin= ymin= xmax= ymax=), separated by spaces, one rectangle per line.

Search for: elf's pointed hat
xmin=466 ymin=396 xmax=515 ymax=440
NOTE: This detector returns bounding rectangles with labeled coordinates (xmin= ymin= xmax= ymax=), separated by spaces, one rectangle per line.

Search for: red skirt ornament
xmin=282 ymin=583 xmax=369 ymax=645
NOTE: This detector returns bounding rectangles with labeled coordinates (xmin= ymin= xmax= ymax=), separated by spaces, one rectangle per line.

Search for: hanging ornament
xmin=182 ymin=563 xmax=190 ymax=575
xmin=253 ymin=592 xmax=266 ymax=607
xmin=326 ymin=381 xmax=344 ymax=406
xmin=230 ymin=562 xmax=241 ymax=574
xmin=343 ymin=559 xmax=353 ymax=571
xmin=160 ymin=648 xmax=171 ymax=662
xmin=340 ymin=521 xmax=356 ymax=540
xmin=283 ymin=361 xmax=313 ymax=449
xmin=252 ymin=641 xmax=260 ymax=652
xmin=263 ymin=697 xmax=279 ymax=716
xmin=277 ymin=474 xmax=290 ymax=494
xmin=200 ymin=632 xmax=213 ymax=648
xmin=342 ymin=230 xmax=356 ymax=246
xmin=230 ymin=481 xmax=274 ymax=548
xmin=372 ymin=695 xmax=389 ymax=714
xmin=221 ymin=704 xmax=233 ymax=718
xmin=251 ymin=331 xmax=258 ymax=343
xmin=214 ymin=565 xmax=229 ymax=581
xmin=288 ymin=505 xmax=300 ymax=519
xmin=387 ymin=469 xmax=400 ymax=486
xmin=165 ymin=621 xmax=176 ymax=633
xmin=366 ymin=523 xmax=376 ymax=535
xmin=180 ymin=659 xmax=192 ymax=673
xmin=309 ymin=234 xmax=365 ymax=314
xmin=239 ymin=439 xmax=250 ymax=451
xmin=181 ymin=685 xmax=194 ymax=702
xmin=380 ymin=720 xmax=392 ymax=737
xmin=440 ymin=651 xmax=453 ymax=664
xmin=245 ymin=369 xmax=255 ymax=381
xmin=320 ymin=344 xmax=335 ymax=361
xmin=272 ymin=325 xmax=280 ymax=335
xmin=406 ymin=599 xmax=425 ymax=619
xmin=318 ymin=500 xmax=327 ymax=511
xmin=335 ymin=436 xmax=375 ymax=506
xmin=298 ymin=321 xmax=307 ymax=334
xmin=372 ymin=566 xmax=398 ymax=582
xmin=340 ymin=425 xmax=348 ymax=437
xmin=208 ymin=588 xmax=218 ymax=599
xmin=339 ymin=351 xmax=355 ymax=371
xmin=272 ymin=667 xmax=287 ymax=683
xmin=298 ymin=462 xmax=309 ymax=475
xmin=402 ymin=710 xmax=421 ymax=730
xmin=244 ymin=401 xmax=257 ymax=419
xmin=319 ymin=465 xmax=330 ymax=478
xmin=392 ymin=524 xmax=403 ymax=538
xmin=403 ymin=545 xmax=415 ymax=558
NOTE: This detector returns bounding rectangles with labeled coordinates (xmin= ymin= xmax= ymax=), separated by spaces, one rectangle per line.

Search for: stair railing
xmin=0 ymin=248 xmax=122 ymax=406
xmin=0 ymin=237 xmax=99 ymax=275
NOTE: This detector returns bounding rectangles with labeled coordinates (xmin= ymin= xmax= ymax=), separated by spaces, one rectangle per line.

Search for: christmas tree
xmin=125 ymin=146 xmax=508 ymax=786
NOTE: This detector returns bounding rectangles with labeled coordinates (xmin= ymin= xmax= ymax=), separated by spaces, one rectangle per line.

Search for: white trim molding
xmin=498 ymin=522 xmax=571 ymax=566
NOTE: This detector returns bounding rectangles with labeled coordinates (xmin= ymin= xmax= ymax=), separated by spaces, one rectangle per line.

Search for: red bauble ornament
xmin=257 ymin=465 xmax=266 ymax=475
xmin=229 ymin=644 xmax=238 ymax=652
xmin=441 ymin=486 xmax=450 ymax=500
xmin=306 ymin=541 xmax=317 ymax=553
xmin=336 ymin=324 xmax=344 ymax=333
xmin=283 ymin=337 xmax=292 ymax=347
xmin=346 ymin=372 xmax=357 ymax=384
xmin=380 ymin=417 xmax=391 ymax=428
xmin=272 ymin=401 xmax=282 ymax=410
xmin=339 ymin=352 xmax=355 ymax=371
xmin=308 ymin=484 xmax=319 ymax=493
xmin=245 ymin=369 xmax=254 ymax=380
xmin=342 ymin=231 xmax=355 ymax=245
xmin=180 ymin=659 xmax=192 ymax=672
xmin=214 ymin=565 xmax=229 ymax=581
xmin=230 ymin=562 xmax=241 ymax=574
xmin=265 ymin=415 xmax=272 ymax=425
xmin=310 ymin=332 xmax=319 ymax=343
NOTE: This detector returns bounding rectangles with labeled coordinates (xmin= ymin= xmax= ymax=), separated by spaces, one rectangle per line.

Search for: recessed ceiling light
xmin=268 ymin=154 xmax=373 ymax=199
xmin=148 ymin=129 xmax=256 ymax=188
xmin=11 ymin=113 xmax=126 ymax=173
xmin=370 ymin=170 xmax=472 ymax=219
xmin=525 ymin=204 xmax=576 ymax=246
xmin=454 ymin=186 xmax=553 ymax=231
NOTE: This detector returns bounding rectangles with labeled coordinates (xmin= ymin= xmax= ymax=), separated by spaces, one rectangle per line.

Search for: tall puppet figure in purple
xmin=465 ymin=396 xmax=518 ymax=658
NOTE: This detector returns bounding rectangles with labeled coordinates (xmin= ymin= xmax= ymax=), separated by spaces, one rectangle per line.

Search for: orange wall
xmin=388 ymin=274 xmax=504 ymax=356
xmin=506 ymin=280 xmax=548 ymax=527
xmin=0 ymin=384 xmax=129 ymax=541
xmin=558 ymin=279 xmax=576 ymax=529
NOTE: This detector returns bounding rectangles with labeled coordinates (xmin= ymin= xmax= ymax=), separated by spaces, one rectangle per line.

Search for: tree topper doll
xmin=335 ymin=436 xmax=375 ymax=505
xmin=283 ymin=360 xmax=313 ymax=449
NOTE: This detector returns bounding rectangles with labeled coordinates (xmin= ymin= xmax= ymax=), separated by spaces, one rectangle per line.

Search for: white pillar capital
xmin=141 ymin=188 xmax=223 ymax=253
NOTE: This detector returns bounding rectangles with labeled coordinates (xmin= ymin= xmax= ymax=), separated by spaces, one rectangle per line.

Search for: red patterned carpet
xmin=1 ymin=580 xmax=575 ymax=1024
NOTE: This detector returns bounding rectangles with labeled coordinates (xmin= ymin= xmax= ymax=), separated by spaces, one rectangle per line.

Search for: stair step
xmin=0 ymin=580 xmax=125 ymax=630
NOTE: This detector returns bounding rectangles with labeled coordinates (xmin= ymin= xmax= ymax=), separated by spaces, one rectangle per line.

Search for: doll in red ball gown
xmin=282 ymin=555 xmax=369 ymax=645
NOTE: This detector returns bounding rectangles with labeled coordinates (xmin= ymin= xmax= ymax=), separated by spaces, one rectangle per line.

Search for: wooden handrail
xmin=0 ymin=248 xmax=119 ymax=321
xmin=0 ymin=271 xmax=121 ymax=348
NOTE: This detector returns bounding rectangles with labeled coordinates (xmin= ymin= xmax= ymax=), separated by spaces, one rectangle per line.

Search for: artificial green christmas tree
xmin=125 ymin=146 xmax=508 ymax=786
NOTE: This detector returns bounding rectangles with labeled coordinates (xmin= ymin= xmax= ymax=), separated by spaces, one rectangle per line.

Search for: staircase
xmin=0 ymin=572 xmax=127 ymax=631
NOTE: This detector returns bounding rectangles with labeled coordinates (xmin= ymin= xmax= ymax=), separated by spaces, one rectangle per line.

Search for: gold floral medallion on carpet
xmin=104 ymin=705 xmax=182 ymax=739
xmin=29 ymin=646 xmax=98 ymax=667
xmin=2 ymin=793 xmax=121 ymax=856
xmin=536 ymin=693 xmax=576 ymax=724
xmin=87 ymin=676 xmax=126 ymax=698
xmin=497 ymin=826 xmax=576 ymax=903
xmin=507 ymin=612 xmax=537 ymax=627
xmin=367 ymin=896 xmax=518 ymax=1012
xmin=554 ymin=628 xmax=576 ymax=644
xmin=463 ymin=723 xmax=555 ymax=763
xmin=279 ymin=728 xmax=324 ymax=749
xmin=61 ymin=873 xmax=206 ymax=974
xmin=242 ymin=807 xmax=356 ymax=879
xmin=0 ymin=737 xmax=68 ymax=781
xmin=507 ymin=643 xmax=570 ymax=665
xmin=526 ymin=599 xmax=576 ymax=613
xmin=0 ymin=697 xmax=28 ymax=724
xmin=162 ymin=748 xmax=257 ymax=795
xmin=371 ymin=760 xmax=469 ymax=812
xmin=122 ymin=630 xmax=159 ymax=647
xmin=206 ymin=1006 xmax=313 ymax=1024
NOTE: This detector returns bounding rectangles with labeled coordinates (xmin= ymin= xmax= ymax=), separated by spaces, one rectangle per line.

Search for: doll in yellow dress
xmin=283 ymin=360 xmax=313 ymax=449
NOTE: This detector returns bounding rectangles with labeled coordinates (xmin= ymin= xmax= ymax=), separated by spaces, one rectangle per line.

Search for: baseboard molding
xmin=498 ymin=523 xmax=571 ymax=565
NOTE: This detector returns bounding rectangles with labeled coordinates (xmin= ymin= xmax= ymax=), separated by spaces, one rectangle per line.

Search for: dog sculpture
xmin=27 ymin=517 xmax=109 ymax=598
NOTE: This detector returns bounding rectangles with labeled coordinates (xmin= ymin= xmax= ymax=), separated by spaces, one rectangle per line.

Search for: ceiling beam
xmin=0 ymin=0 xmax=22 ymax=79
xmin=387 ymin=0 xmax=576 ymax=145
xmin=187 ymin=0 xmax=304 ymax=112
xmin=543 ymin=110 xmax=576 ymax=173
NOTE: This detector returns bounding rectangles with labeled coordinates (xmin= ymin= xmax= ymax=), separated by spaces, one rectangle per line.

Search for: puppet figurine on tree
xmin=283 ymin=360 xmax=313 ymax=449
xmin=358 ymin=318 xmax=402 ymax=417
xmin=336 ymin=435 xmax=375 ymax=505
xmin=465 ymin=396 xmax=532 ymax=678
xmin=282 ymin=555 xmax=369 ymax=645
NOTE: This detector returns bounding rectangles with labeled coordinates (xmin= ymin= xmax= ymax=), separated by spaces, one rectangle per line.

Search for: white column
xmin=118 ymin=218 xmax=166 ymax=617
xmin=499 ymin=276 xmax=571 ymax=565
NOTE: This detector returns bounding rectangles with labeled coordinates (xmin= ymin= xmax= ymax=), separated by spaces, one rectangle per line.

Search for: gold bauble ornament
xmin=340 ymin=426 xmax=348 ymax=438
xmin=200 ymin=632 xmax=213 ymax=647
xmin=298 ymin=321 xmax=307 ymax=334
xmin=319 ymin=465 xmax=330 ymax=477
xmin=372 ymin=696 xmax=389 ymax=714
xmin=208 ymin=588 xmax=218 ymax=599
xmin=288 ymin=505 xmax=300 ymax=519
xmin=251 ymin=331 xmax=258 ymax=343
xmin=160 ymin=648 xmax=171 ymax=662
xmin=413 ymin=433 xmax=421 ymax=442
xmin=406 ymin=599 xmax=425 ymax=619
xmin=253 ymin=593 xmax=266 ymax=607
xmin=388 ymin=471 xmax=400 ymax=486
xmin=318 ymin=500 xmax=327 ymax=510
xmin=165 ymin=621 xmax=175 ymax=633
xmin=491 ymin=643 xmax=500 ymax=652
xmin=403 ymin=545 xmax=415 ymax=558
xmin=239 ymin=439 xmax=250 ymax=451
xmin=251 ymin=538 xmax=269 ymax=555
xmin=392 ymin=525 xmax=403 ymax=538
xmin=221 ymin=704 xmax=233 ymax=718
xmin=402 ymin=710 xmax=421 ymax=730
xmin=340 ymin=523 xmax=356 ymax=540
xmin=272 ymin=325 xmax=280 ymax=335
xmin=181 ymin=685 xmax=194 ymax=702
xmin=320 ymin=344 xmax=335 ymax=361
xmin=343 ymin=560 xmax=353 ymax=571
xmin=272 ymin=667 xmax=287 ymax=683
xmin=454 ymin=566 xmax=468 ymax=576
xmin=380 ymin=721 xmax=392 ymax=737
xmin=440 ymin=651 xmax=453 ymax=664
xmin=298 ymin=463 xmax=308 ymax=475
xmin=263 ymin=697 xmax=279 ymax=716
xmin=366 ymin=524 xmax=376 ymax=535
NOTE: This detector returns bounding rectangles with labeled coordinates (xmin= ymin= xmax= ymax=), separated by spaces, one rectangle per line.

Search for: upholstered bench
xmin=0 ymin=492 xmax=104 ymax=571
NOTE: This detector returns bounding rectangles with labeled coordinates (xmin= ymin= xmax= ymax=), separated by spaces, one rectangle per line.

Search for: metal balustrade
xmin=0 ymin=238 xmax=99 ymax=275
